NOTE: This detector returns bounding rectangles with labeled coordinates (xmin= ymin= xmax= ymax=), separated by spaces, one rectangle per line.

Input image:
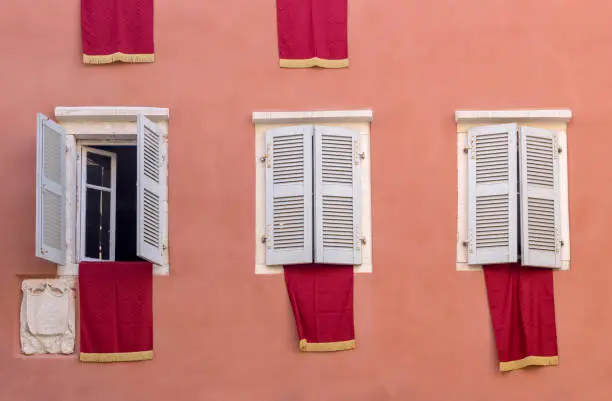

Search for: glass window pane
xmin=85 ymin=189 xmax=111 ymax=260
xmin=87 ymin=152 xmax=112 ymax=188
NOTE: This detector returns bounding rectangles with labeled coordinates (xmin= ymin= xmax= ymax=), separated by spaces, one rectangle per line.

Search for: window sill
xmin=58 ymin=263 xmax=169 ymax=277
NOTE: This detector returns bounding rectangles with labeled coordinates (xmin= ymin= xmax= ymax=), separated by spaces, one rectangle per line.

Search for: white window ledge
xmin=455 ymin=109 xmax=572 ymax=123
xmin=252 ymin=110 xmax=373 ymax=124
xmin=55 ymin=107 xmax=170 ymax=123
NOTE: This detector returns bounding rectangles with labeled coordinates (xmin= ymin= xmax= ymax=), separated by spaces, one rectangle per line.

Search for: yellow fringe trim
xmin=83 ymin=53 xmax=155 ymax=64
xmin=280 ymin=57 xmax=348 ymax=68
xmin=299 ymin=339 xmax=355 ymax=352
xmin=499 ymin=356 xmax=558 ymax=372
xmin=80 ymin=350 xmax=153 ymax=362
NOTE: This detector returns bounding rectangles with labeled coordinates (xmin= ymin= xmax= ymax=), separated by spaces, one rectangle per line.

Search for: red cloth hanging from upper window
xmin=276 ymin=0 xmax=348 ymax=68
xmin=78 ymin=262 xmax=153 ymax=362
xmin=81 ymin=0 xmax=155 ymax=64
xmin=284 ymin=264 xmax=355 ymax=351
xmin=484 ymin=263 xmax=559 ymax=372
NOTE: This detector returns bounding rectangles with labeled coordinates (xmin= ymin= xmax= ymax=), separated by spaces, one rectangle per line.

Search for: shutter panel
xmin=467 ymin=124 xmax=518 ymax=265
xmin=265 ymin=125 xmax=313 ymax=265
xmin=36 ymin=113 xmax=66 ymax=265
xmin=519 ymin=126 xmax=562 ymax=268
xmin=314 ymin=126 xmax=361 ymax=265
xmin=137 ymin=115 xmax=166 ymax=265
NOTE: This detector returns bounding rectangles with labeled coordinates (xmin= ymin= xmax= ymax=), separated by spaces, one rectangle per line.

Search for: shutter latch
xmin=360 ymin=236 xmax=367 ymax=245
xmin=359 ymin=152 xmax=366 ymax=160
xmin=261 ymin=234 xmax=268 ymax=243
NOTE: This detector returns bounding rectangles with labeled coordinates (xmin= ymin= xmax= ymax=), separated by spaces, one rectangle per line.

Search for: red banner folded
xmin=284 ymin=264 xmax=355 ymax=351
xmin=484 ymin=263 xmax=559 ymax=372
xmin=79 ymin=262 xmax=153 ymax=362
xmin=276 ymin=0 xmax=348 ymax=68
xmin=81 ymin=0 xmax=154 ymax=64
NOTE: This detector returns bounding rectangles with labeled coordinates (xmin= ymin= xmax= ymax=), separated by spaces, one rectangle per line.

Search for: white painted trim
xmin=455 ymin=109 xmax=572 ymax=123
xmin=55 ymin=107 xmax=170 ymax=123
xmin=79 ymin=147 xmax=117 ymax=262
xmin=252 ymin=110 xmax=373 ymax=124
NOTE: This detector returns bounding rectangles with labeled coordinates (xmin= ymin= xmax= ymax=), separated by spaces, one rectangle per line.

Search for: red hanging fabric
xmin=284 ymin=264 xmax=355 ymax=351
xmin=81 ymin=0 xmax=155 ymax=64
xmin=484 ymin=263 xmax=559 ymax=372
xmin=79 ymin=262 xmax=153 ymax=362
xmin=276 ymin=0 xmax=348 ymax=68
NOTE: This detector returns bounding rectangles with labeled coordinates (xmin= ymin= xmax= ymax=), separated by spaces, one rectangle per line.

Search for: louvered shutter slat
xmin=519 ymin=126 xmax=562 ymax=268
xmin=35 ymin=114 xmax=66 ymax=265
xmin=314 ymin=126 xmax=361 ymax=265
xmin=137 ymin=115 xmax=166 ymax=265
xmin=265 ymin=125 xmax=313 ymax=265
xmin=467 ymin=124 xmax=518 ymax=265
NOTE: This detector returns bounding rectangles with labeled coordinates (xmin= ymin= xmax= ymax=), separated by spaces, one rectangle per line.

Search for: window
xmin=35 ymin=108 xmax=169 ymax=275
xmin=81 ymin=147 xmax=118 ymax=261
xmin=253 ymin=110 xmax=373 ymax=274
xmin=456 ymin=110 xmax=571 ymax=270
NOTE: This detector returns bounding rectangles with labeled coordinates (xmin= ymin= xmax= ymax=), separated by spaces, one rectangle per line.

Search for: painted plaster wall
xmin=0 ymin=0 xmax=610 ymax=400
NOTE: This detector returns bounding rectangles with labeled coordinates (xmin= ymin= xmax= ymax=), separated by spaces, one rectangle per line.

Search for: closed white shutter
xmin=36 ymin=114 xmax=66 ymax=265
xmin=314 ymin=126 xmax=361 ymax=265
xmin=467 ymin=124 xmax=518 ymax=265
xmin=137 ymin=115 xmax=166 ymax=265
xmin=519 ymin=126 xmax=562 ymax=268
xmin=265 ymin=125 xmax=313 ymax=265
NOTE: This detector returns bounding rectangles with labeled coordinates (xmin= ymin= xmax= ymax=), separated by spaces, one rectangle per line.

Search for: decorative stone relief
xmin=20 ymin=279 xmax=75 ymax=355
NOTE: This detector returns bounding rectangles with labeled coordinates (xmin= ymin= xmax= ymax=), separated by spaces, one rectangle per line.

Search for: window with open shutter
xmin=467 ymin=124 xmax=518 ymax=265
xmin=519 ymin=126 xmax=562 ymax=268
xmin=36 ymin=113 xmax=66 ymax=265
xmin=265 ymin=125 xmax=314 ymax=265
xmin=314 ymin=126 xmax=361 ymax=265
xmin=137 ymin=115 xmax=166 ymax=265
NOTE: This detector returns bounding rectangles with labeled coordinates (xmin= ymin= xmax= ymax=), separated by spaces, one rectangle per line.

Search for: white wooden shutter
xmin=265 ymin=125 xmax=313 ymax=265
xmin=36 ymin=113 xmax=66 ymax=265
xmin=519 ymin=126 xmax=562 ymax=268
xmin=137 ymin=115 xmax=166 ymax=265
xmin=314 ymin=126 xmax=361 ymax=265
xmin=467 ymin=124 xmax=518 ymax=265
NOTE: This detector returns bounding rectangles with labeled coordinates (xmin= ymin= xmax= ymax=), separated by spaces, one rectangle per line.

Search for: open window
xmin=36 ymin=112 xmax=168 ymax=270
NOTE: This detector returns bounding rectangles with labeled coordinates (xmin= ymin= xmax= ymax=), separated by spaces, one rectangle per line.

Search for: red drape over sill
xmin=81 ymin=0 xmax=154 ymax=64
xmin=284 ymin=264 xmax=355 ymax=352
xmin=484 ymin=263 xmax=559 ymax=372
xmin=79 ymin=262 xmax=153 ymax=362
xmin=276 ymin=0 xmax=348 ymax=68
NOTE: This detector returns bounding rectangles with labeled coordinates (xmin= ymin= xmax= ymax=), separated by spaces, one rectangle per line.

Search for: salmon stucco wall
xmin=1 ymin=0 xmax=611 ymax=400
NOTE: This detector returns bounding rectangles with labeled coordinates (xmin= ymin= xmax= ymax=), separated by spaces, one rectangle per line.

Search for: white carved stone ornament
xmin=20 ymin=279 xmax=75 ymax=355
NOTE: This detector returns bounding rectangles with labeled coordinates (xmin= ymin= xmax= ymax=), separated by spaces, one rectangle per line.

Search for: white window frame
xmin=53 ymin=107 xmax=170 ymax=276
xmin=455 ymin=109 xmax=572 ymax=271
xmin=79 ymin=146 xmax=118 ymax=262
xmin=253 ymin=110 xmax=374 ymax=274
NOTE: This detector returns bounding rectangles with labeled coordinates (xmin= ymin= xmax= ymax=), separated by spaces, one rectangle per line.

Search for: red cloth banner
xmin=284 ymin=264 xmax=355 ymax=351
xmin=79 ymin=262 xmax=153 ymax=362
xmin=484 ymin=263 xmax=559 ymax=372
xmin=81 ymin=0 xmax=154 ymax=64
xmin=276 ymin=0 xmax=348 ymax=68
